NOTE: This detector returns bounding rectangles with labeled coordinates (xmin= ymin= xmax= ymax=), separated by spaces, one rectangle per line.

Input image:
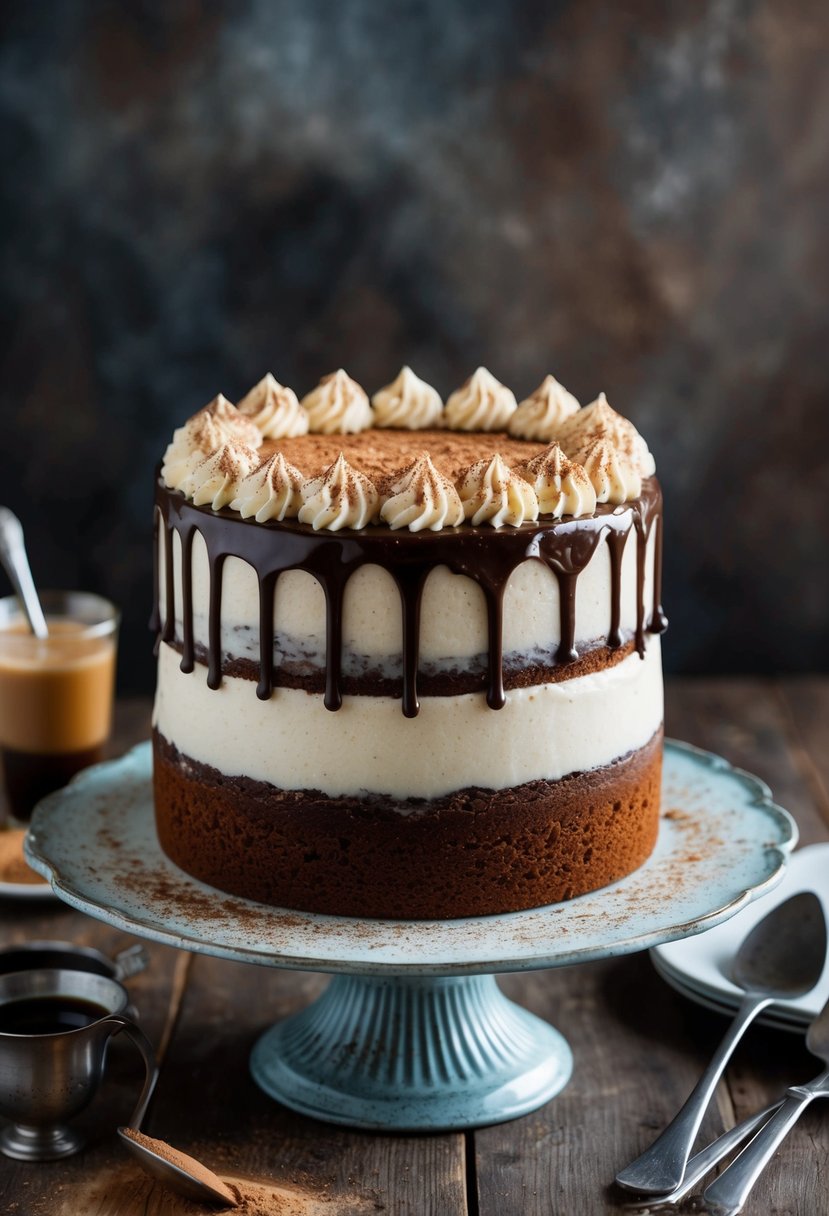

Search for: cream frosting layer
xmin=157 ymin=523 xmax=657 ymax=672
xmin=379 ymin=454 xmax=464 ymax=531
xmin=153 ymin=637 xmax=662 ymax=801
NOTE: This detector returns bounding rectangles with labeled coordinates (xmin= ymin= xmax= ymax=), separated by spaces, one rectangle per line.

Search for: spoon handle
xmin=0 ymin=507 xmax=48 ymax=638
xmin=615 ymin=992 xmax=769 ymax=1195
xmin=104 ymin=1013 xmax=159 ymax=1129
xmin=701 ymin=1068 xmax=829 ymax=1216
xmin=626 ymin=1099 xmax=782 ymax=1208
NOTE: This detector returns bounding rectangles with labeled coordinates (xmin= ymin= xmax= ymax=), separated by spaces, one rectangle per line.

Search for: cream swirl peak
xmin=298 ymin=453 xmax=380 ymax=531
xmin=372 ymin=366 xmax=443 ymax=429
xmin=580 ymin=438 xmax=642 ymax=504
xmin=181 ymin=441 xmax=258 ymax=511
xmin=162 ymin=397 xmax=262 ymax=491
xmin=204 ymin=394 xmax=263 ymax=449
xmin=456 ymin=454 xmax=539 ymax=527
xmin=161 ymin=411 xmax=229 ymax=488
xmin=443 ymin=367 xmax=517 ymax=432
xmin=230 ymin=452 xmax=304 ymax=522
xmin=557 ymin=392 xmax=655 ymax=476
xmin=516 ymin=443 xmax=597 ymax=518
xmin=301 ymin=369 xmax=373 ymax=434
xmin=237 ymin=373 xmax=310 ymax=439
xmin=508 ymin=375 xmax=580 ymax=441
xmin=379 ymin=453 xmax=464 ymax=532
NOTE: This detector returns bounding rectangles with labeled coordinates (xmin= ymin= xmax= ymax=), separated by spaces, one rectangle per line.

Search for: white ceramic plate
xmin=651 ymin=953 xmax=806 ymax=1034
xmin=651 ymin=843 xmax=829 ymax=1030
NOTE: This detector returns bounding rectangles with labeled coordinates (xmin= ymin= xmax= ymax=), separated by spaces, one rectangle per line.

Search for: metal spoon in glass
xmin=701 ymin=992 xmax=829 ymax=1216
xmin=615 ymin=890 xmax=827 ymax=1196
xmin=117 ymin=1126 xmax=240 ymax=1208
xmin=0 ymin=507 xmax=48 ymax=638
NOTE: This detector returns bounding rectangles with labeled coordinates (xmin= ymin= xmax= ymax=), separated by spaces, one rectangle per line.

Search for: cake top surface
xmin=259 ymin=428 xmax=540 ymax=481
xmin=161 ymin=368 xmax=656 ymax=532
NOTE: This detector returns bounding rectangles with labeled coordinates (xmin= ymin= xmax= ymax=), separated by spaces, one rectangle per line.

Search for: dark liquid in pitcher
xmin=0 ymin=995 xmax=108 ymax=1035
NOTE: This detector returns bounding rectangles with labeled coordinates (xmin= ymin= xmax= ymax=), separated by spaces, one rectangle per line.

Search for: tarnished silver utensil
xmin=118 ymin=1126 xmax=239 ymax=1208
xmin=0 ymin=508 xmax=48 ymax=639
xmin=616 ymin=891 xmax=826 ymax=1196
xmin=621 ymin=1100 xmax=781 ymax=1212
xmin=701 ymin=993 xmax=829 ymax=1215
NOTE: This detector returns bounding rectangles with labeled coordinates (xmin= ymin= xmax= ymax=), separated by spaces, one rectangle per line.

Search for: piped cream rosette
xmin=161 ymin=370 xmax=654 ymax=531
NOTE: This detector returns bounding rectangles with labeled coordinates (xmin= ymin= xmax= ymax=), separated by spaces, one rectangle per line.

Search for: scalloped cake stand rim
xmin=24 ymin=739 xmax=798 ymax=1130
xmin=24 ymin=738 xmax=797 ymax=978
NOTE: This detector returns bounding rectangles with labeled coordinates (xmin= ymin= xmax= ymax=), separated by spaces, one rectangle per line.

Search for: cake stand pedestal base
xmin=250 ymin=973 xmax=571 ymax=1131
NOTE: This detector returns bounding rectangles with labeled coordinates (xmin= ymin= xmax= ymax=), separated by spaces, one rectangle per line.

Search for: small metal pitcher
xmin=0 ymin=968 xmax=157 ymax=1161
xmin=0 ymin=939 xmax=148 ymax=982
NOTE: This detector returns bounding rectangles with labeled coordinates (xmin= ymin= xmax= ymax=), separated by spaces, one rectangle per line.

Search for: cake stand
xmin=25 ymin=740 xmax=796 ymax=1132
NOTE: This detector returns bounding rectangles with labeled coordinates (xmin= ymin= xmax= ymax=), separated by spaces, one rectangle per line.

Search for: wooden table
xmin=1 ymin=680 xmax=827 ymax=1215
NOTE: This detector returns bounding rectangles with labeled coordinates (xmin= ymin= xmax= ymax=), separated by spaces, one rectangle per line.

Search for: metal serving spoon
xmin=0 ymin=507 xmax=48 ymax=638
xmin=616 ymin=891 xmax=827 ymax=1196
xmin=701 ymin=994 xmax=829 ymax=1215
xmin=118 ymin=1127 xmax=239 ymax=1208
xmin=621 ymin=1100 xmax=782 ymax=1212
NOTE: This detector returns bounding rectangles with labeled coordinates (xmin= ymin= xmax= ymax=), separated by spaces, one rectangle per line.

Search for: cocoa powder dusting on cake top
xmin=270 ymin=429 xmax=546 ymax=482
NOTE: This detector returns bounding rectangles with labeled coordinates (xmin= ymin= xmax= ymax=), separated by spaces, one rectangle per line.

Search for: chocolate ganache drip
xmin=152 ymin=476 xmax=666 ymax=717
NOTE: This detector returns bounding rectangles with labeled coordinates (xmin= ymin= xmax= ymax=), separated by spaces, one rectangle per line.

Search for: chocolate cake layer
xmin=152 ymin=727 xmax=663 ymax=919
xmin=165 ymin=635 xmax=638 ymax=697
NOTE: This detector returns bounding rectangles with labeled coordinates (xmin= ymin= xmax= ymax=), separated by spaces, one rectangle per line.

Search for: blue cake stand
xmin=25 ymin=740 xmax=796 ymax=1132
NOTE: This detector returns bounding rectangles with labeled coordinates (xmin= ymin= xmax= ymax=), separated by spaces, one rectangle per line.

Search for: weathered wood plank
xmin=777 ymin=677 xmax=829 ymax=831
xmin=139 ymin=954 xmax=468 ymax=1214
xmin=474 ymin=957 xmax=734 ymax=1214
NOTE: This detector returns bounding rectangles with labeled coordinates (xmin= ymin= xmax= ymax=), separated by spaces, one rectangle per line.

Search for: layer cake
xmin=152 ymin=368 xmax=666 ymax=918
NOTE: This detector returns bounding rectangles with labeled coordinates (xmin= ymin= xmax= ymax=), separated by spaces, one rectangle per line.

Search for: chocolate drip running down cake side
xmin=151 ymin=367 xmax=666 ymax=919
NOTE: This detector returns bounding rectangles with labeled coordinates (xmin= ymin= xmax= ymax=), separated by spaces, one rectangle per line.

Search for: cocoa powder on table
xmin=51 ymin=1156 xmax=346 ymax=1216
xmin=0 ymin=828 xmax=43 ymax=884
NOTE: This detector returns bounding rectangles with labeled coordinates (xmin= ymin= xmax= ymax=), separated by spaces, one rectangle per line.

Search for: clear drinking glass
xmin=0 ymin=592 xmax=119 ymax=821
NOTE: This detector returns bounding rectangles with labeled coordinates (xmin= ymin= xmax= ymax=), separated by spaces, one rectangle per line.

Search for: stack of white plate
xmin=651 ymin=843 xmax=829 ymax=1034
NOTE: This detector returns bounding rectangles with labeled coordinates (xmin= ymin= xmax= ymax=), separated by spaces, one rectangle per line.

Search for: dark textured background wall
xmin=1 ymin=1 xmax=828 ymax=693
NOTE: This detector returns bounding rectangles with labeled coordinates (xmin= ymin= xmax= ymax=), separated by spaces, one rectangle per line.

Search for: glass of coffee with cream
xmin=0 ymin=592 xmax=118 ymax=820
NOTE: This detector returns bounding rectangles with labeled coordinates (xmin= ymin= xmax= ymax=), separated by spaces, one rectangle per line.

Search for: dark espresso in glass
xmin=0 ymin=995 xmax=108 ymax=1036
xmin=1 ymin=746 xmax=105 ymax=821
